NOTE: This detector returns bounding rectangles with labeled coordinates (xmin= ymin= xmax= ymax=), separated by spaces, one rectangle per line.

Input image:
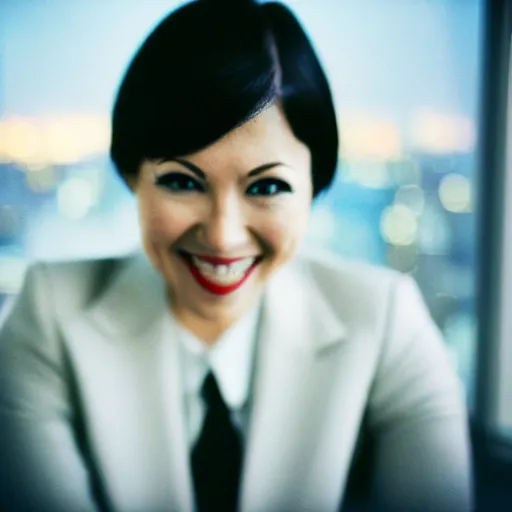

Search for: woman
xmin=0 ymin=0 xmax=472 ymax=511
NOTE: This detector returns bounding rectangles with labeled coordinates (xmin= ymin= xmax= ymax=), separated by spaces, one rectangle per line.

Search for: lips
xmin=190 ymin=254 xmax=250 ymax=265
xmin=178 ymin=251 xmax=261 ymax=296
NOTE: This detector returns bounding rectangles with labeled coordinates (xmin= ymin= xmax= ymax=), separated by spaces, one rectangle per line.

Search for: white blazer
xmin=0 ymin=250 xmax=472 ymax=512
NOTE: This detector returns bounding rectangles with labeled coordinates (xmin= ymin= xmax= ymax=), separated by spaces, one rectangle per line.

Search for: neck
xmin=176 ymin=312 xmax=233 ymax=345
xmin=170 ymin=297 xmax=261 ymax=346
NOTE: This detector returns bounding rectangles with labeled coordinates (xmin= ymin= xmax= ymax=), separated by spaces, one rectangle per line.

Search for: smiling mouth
xmin=178 ymin=251 xmax=262 ymax=296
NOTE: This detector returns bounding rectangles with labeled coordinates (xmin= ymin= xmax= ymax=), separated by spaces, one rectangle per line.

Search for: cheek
xmin=138 ymin=196 xmax=195 ymax=245
xmin=257 ymin=200 xmax=311 ymax=257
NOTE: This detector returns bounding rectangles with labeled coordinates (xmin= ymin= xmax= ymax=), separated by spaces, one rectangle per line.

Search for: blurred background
xmin=0 ymin=0 xmax=486 ymax=423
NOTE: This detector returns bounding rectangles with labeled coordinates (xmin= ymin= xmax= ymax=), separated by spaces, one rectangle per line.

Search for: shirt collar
xmin=177 ymin=303 xmax=261 ymax=411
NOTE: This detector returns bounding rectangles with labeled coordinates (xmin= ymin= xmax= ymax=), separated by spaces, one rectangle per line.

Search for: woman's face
xmin=132 ymin=104 xmax=312 ymax=336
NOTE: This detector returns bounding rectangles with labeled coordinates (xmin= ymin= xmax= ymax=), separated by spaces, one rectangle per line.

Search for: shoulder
xmin=10 ymin=252 xmax=140 ymax=321
xmin=294 ymin=248 xmax=410 ymax=325
xmin=298 ymin=247 xmax=402 ymax=293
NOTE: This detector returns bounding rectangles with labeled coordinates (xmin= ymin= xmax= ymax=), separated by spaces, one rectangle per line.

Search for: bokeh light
xmin=0 ymin=115 xmax=111 ymax=166
xmin=439 ymin=173 xmax=472 ymax=213
xmin=380 ymin=204 xmax=418 ymax=246
xmin=25 ymin=165 xmax=58 ymax=193
xmin=57 ymin=178 xmax=96 ymax=220
xmin=411 ymin=109 xmax=476 ymax=154
xmin=394 ymin=185 xmax=425 ymax=215
xmin=340 ymin=116 xmax=402 ymax=160
xmin=0 ymin=119 xmax=44 ymax=164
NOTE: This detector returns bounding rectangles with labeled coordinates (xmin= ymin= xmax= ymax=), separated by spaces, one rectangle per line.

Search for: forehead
xmin=182 ymin=104 xmax=306 ymax=171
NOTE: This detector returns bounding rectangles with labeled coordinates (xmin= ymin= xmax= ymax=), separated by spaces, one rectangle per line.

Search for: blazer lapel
xmin=62 ymin=253 xmax=194 ymax=512
xmin=60 ymin=253 xmax=369 ymax=512
xmin=240 ymin=259 xmax=362 ymax=512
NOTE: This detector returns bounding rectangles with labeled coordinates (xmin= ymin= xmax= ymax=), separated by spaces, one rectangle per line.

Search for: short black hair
xmin=110 ymin=0 xmax=338 ymax=198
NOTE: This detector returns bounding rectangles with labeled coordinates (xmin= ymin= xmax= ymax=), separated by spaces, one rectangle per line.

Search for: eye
xmin=246 ymin=178 xmax=292 ymax=197
xmin=155 ymin=172 xmax=204 ymax=192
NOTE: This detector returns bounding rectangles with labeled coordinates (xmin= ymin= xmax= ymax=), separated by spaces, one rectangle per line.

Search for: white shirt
xmin=175 ymin=305 xmax=261 ymax=448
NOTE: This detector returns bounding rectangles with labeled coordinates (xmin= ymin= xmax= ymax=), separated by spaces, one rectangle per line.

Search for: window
xmin=0 ymin=0 xmax=483 ymax=409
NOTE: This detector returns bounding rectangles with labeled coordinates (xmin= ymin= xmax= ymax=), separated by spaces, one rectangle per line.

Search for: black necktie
xmin=191 ymin=371 xmax=243 ymax=512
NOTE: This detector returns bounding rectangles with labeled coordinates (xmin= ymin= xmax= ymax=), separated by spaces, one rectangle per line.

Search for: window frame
xmin=474 ymin=0 xmax=512 ymax=446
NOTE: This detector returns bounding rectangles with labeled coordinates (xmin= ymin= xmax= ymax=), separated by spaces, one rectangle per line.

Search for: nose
xmin=200 ymin=193 xmax=251 ymax=253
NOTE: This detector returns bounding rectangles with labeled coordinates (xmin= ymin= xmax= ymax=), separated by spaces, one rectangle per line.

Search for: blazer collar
xmin=262 ymin=256 xmax=347 ymax=353
xmin=83 ymin=251 xmax=169 ymax=343
xmin=81 ymin=251 xmax=347 ymax=352
xmin=62 ymin=252 xmax=193 ymax=512
xmin=238 ymin=258 xmax=350 ymax=512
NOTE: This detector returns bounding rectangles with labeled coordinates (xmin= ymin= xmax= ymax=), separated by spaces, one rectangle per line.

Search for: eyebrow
xmin=168 ymin=158 xmax=285 ymax=179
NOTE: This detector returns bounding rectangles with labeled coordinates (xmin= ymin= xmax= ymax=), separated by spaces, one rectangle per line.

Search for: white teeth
xmin=190 ymin=256 xmax=257 ymax=285
xmin=217 ymin=265 xmax=229 ymax=276
xmin=230 ymin=259 xmax=252 ymax=274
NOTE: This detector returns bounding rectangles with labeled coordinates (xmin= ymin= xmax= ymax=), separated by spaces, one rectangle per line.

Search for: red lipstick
xmin=180 ymin=253 xmax=260 ymax=296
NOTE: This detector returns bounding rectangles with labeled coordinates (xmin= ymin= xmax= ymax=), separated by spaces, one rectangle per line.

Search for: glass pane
xmin=0 ymin=0 xmax=483 ymax=406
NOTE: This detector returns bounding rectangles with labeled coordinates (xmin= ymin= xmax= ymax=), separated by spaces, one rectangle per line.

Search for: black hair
xmin=110 ymin=0 xmax=338 ymax=198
